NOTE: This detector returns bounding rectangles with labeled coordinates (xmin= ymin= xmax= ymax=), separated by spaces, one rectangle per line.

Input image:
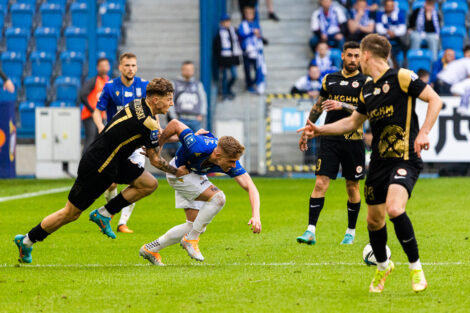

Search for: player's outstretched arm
xmin=234 ymin=173 xmax=261 ymax=233
xmin=415 ymin=85 xmax=443 ymax=157
xmin=321 ymin=99 xmax=356 ymax=113
xmin=142 ymin=147 xmax=188 ymax=177
xmin=298 ymin=110 xmax=367 ymax=139
xmin=299 ymin=96 xmax=325 ymax=151
xmin=159 ymin=119 xmax=189 ymax=146
xmin=92 ymin=108 xmax=106 ymax=133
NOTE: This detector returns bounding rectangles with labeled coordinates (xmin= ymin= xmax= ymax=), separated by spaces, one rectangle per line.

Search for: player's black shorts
xmin=68 ymin=157 xmax=145 ymax=211
xmin=315 ymin=139 xmax=365 ymax=180
xmin=364 ymin=158 xmax=423 ymax=205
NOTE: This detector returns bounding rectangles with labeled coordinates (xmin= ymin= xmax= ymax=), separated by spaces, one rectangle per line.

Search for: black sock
xmin=347 ymin=201 xmax=361 ymax=229
xmin=27 ymin=223 xmax=50 ymax=243
xmin=369 ymin=224 xmax=388 ymax=263
xmin=308 ymin=197 xmax=325 ymax=226
xmin=391 ymin=212 xmax=419 ymax=263
xmin=104 ymin=193 xmax=131 ymax=215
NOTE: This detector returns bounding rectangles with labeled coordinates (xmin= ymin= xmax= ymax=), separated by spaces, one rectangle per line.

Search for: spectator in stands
xmin=310 ymin=0 xmax=347 ymax=52
xmin=408 ymin=0 xmax=441 ymax=61
xmin=375 ymin=0 xmax=407 ymax=67
xmin=0 ymin=68 xmax=15 ymax=93
xmin=417 ymin=69 xmax=430 ymax=84
xmin=309 ymin=42 xmax=338 ymax=77
xmin=213 ymin=14 xmax=242 ymax=101
xmin=239 ymin=6 xmax=267 ymax=94
xmin=239 ymin=0 xmax=280 ymax=22
xmin=431 ymin=48 xmax=455 ymax=84
xmin=340 ymin=0 xmax=380 ymax=12
xmin=79 ymin=58 xmax=110 ymax=153
xmin=436 ymin=46 xmax=470 ymax=95
xmin=347 ymin=0 xmax=375 ymax=42
xmin=172 ymin=61 xmax=207 ymax=132
xmin=290 ymin=65 xmax=322 ymax=97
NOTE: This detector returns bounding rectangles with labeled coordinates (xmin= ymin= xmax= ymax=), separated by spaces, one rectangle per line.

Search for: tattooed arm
xmin=142 ymin=147 xmax=189 ymax=177
xmin=299 ymin=96 xmax=325 ymax=151
xmin=321 ymin=99 xmax=356 ymax=113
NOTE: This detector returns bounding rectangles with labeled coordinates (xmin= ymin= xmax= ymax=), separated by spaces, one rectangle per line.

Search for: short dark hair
xmin=119 ymin=52 xmax=137 ymax=64
xmin=97 ymin=57 xmax=109 ymax=66
xmin=343 ymin=41 xmax=360 ymax=52
xmin=182 ymin=60 xmax=194 ymax=66
xmin=146 ymin=78 xmax=174 ymax=98
xmin=360 ymin=34 xmax=391 ymax=60
xmin=464 ymin=45 xmax=470 ymax=53
xmin=417 ymin=69 xmax=430 ymax=78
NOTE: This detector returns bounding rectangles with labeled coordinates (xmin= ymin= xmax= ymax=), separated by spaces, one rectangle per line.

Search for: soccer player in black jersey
xmin=297 ymin=41 xmax=368 ymax=246
xmin=14 ymin=78 xmax=189 ymax=264
xmin=299 ymin=34 xmax=442 ymax=293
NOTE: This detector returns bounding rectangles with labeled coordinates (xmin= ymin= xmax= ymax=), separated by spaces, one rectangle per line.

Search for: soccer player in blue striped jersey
xmin=92 ymin=53 xmax=149 ymax=234
xmin=139 ymin=119 xmax=262 ymax=265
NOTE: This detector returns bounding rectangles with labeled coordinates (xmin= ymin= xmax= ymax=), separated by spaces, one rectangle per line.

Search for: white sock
xmin=377 ymin=260 xmax=390 ymax=271
xmin=346 ymin=228 xmax=355 ymax=236
xmin=23 ymin=235 xmax=33 ymax=247
xmin=104 ymin=187 xmax=118 ymax=203
xmin=187 ymin=192 xmax=226 ymax=240
xmin=409 ymin=259 xmax=422 ymax=270
xmin=307 ymin=225 xmax=316 ymax=233
xmin=118 ymin=203 xmax=135 ymax=226
xmin=98 ymin=206 xmax=112 ymax=218
xmin=146 ymin=221 xmax=193 ymax=252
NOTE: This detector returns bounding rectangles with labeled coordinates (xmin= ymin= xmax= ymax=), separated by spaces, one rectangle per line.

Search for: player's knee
xmin=63 ymin=206 xmax=81 ymax=222
xmin=314 ymin=179 xmax=329 ymax=194
xmin=386 ymin=205 xmax=405 ymax=219
xmin=212 ymin=191 xmax=226 ymax=213
xmin=144 ymin=177 xmax=158 ymax=194
xmin=367 ymin=214 xmax=384 ymax=230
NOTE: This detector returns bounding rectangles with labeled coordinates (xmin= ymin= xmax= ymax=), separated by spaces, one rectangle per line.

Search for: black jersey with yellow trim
xmin=83 ymin=98 xmax=161 ymax=175
xmin=319 ymin=69 xmax=369 ymax=141
xmin=356 ymin=68 xmax=427 ymax=162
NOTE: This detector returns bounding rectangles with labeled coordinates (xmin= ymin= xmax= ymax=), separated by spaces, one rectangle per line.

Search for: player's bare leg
xmin=181 ymin=185 xmax=226 ymax=261
xmin=341 ymin=180 xmax=361 ymax=244
xmin=386 ymin=184 xmax=426 ymax=292
xmin=297 ymin=175 xmax=329 ymax=245
xmin=140 ymin=209 xmax=198 ymax=266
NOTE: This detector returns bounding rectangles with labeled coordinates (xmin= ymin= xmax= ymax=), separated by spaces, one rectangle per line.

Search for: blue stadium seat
xmin=0 ymin=0 xmax=7 ymax=6
xmin=55 ymin=76 xmax=80 ymax=102
xmin=441 ymin=26 xmax=466 ymax=52
xmin=438 ymin=49 xmax=464 ymax=60
xmin=0 ymin=5 xmax=5 ymax=30
xmin=35 ymin=27 xmax=60 ymax=54
xmin=46 ymin=0 xmax=67 ymax=5
xmin=50 ymin=101 xmax=76 ymax=107
xmin=100 ymin=2 xmax=123 ymax=29
xmin=60 ymin=51 xmax=85 ymax=78
xmin=19 ymin=102 xmax=45 ymax=133
xmin=329 ymin=48 xmax=342 ymax=68
xmin=16 ymin=0 xmax=37 ymax=5
xmin=65 ymin=27 xmax=88 ymax=53
xmin=97 ymin=50 xmax=116 ymax=67
xmin=1 ymin=51 xmax=25 ymax=80
xmin=407 ymin=49 xmax=433 ymax=72
xmin=40 ymin=3 xmax=64 ymax=31
xmin=24 ymin=76 xmax=48 ymax=102
xmin=97 ymin=27 xmax=119 ymax=54
xmin=11 ymin=3 xmax=34 ymax=30
xmin=443 ymin=2 xmax=467 ymax=28
xmin=5 ymin=28 xmax=29 ymax=54
xmin=395 ymin=0 xmax=409 ymax=14
xmin=30 ymin=51 xmax=55 ymax=79
xmin=70 ymin=2 xmax=89 ymax=29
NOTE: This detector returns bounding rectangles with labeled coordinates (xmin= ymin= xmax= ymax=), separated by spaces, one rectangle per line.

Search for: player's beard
xmin=345 ymin=62 xmax=358 ymax=74
xmin=124 ymin=74 xmax=135 ymax=82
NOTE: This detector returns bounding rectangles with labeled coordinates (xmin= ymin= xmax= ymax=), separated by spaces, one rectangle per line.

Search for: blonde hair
xmin=360 ymin=34 xmax=391 ymax=60
xmin=218 ymin=136 xmax=245 ymax=157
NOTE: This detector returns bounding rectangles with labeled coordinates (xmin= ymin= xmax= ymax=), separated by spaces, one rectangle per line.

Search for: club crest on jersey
xmin=373 ymin=88 xmax=381 ymax=95
xmin=382 ymin=83 xmax=390 ymax=93
xmin=352 ymin=81 xmax=359 ymax=88
xmin=340 ymin=80 xmax=349 ymax=86
xmin=150 ymin=129 xmax=159 ymax=144
xmin=397 ymin=168 xmax=407 ymax=176
xmin=115 ymin=91 xmax=120 ymax=96
xmin=136 ymin=88 xmax=142 ymax=98
xmin=124 ymin=91 xmax=133 ymax=97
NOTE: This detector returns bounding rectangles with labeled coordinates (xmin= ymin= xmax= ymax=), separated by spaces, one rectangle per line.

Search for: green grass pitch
xmin=1 ymin=177 xmax=469 ymax=312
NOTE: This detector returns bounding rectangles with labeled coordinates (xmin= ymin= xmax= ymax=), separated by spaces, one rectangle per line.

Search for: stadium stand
xmin=40 ymin=3 xmax=64 ymax=31
xmin=407 ymin=49 xmax=433 ymax=73
xmin=442 ymin=2 xmax=467 ymax=28
xmin=441 ymin=26 xmax=466 ymax=52
xmin=30 ymin=51 xmax=54 ymax=79
xmin=35 ymin=27 xmax=60 ymax=54
xmin=19 ymin=101 xmax=45 ymax=136
xmin=6 ymin=28 xmax=29 ymax=54
xmin=60 ymin=51 xmax=85 ymax=78
xmin=1 ymin=51 xmax=25 ymax=81
xmin=54 ymin=76 xmax=80 ymax=103
xmin=11 ymin=3 xmax=34 ymax=30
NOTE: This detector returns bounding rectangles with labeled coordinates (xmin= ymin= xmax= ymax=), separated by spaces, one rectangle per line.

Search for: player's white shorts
xmin=129 ymin=147 xmax=145 ymax=167
xmin=166 ymin=158 xmax=213 ymax=210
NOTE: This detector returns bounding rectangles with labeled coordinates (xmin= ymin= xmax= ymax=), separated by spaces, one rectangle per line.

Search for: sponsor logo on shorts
xmin=200 ymin=178 xmax=209 ymax=185
xmin=396 ymin=168 xmax=407 ymax=176
xmin=354 ymin=174 xmax=363 ymax=179
xmin=356 ymin=166 xmax=363 ymax=174
xmin=393 ymin=175 xmax=406 ymax=179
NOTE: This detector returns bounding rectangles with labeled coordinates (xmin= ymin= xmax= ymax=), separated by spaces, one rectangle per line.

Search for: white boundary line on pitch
xmin=0 ymin=187 xmax=71 ymax=203
xmin=0 ymin=262 xmax=467 ymax=268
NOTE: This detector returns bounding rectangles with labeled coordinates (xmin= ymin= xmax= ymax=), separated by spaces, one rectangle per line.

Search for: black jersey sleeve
xmin=319 ymin=74 xmax=329 ymax=98
xmin=398 ymin=69 xmax=427 ymax=98
xmin=139 ymin=116 xmax=161 ymax=148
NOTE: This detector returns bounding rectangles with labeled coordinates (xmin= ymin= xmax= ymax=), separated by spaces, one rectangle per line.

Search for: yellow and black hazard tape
xmin=265 ymin=93 xmax=316 ymax=173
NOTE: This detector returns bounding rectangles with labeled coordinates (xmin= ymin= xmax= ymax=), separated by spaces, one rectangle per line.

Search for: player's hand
xmin=297 ymin=120 xmax=320 ymax=140
xmin=175 ymin=165 xmax=189 ymax=177
xmin=321 ymin=99 xmax=342 ymax=112
xmin=195 ymin=128 xmax=209 ymax=136
xmin=3 ymin=79 xmax=15 ymax=93
xmin=298 ymin=132 xmax=309 ymax=152
xmin=98 ymin=124 xmax=105 ymax=133
xmin=414 ymin=130 xmax=430 ymax=158
xmin=248 ymin=217 xmax=262 ymax=233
